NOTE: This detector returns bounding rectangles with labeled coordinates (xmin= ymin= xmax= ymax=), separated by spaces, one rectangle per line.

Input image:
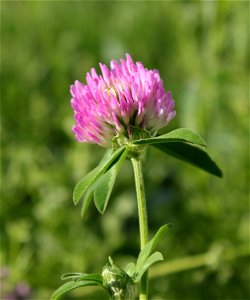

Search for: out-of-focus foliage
xmin=1 ymin=1 xmax=248 ymax=299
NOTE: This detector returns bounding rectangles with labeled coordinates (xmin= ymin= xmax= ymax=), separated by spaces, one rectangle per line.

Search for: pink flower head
xmin=70 ymin=54 xmax=176 ymax=147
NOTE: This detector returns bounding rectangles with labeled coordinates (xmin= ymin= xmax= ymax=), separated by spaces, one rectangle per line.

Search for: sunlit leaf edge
xmin=133 ymin=128 xmax=207 ymax=148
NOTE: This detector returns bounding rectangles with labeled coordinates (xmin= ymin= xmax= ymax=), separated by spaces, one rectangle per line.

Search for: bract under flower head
xmin=71 ymin=54 xmax=176 ymax=147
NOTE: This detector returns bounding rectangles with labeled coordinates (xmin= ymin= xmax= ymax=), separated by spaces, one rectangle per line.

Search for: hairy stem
xmin=131 ymin=157 xmax=149 ymax=300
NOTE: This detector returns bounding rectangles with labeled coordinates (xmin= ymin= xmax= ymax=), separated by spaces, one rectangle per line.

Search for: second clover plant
xmin=51 ymin=54 xmax=222 ymax=300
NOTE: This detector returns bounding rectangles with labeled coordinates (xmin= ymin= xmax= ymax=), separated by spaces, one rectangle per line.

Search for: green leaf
xmin=93 ymin=167 xmax=117 ymax=214
xmin=124 ymin=262 xmax=136 ymax=278
xmin=133 ymin=128 xmax=222 ymax=177
xmin=94 ymin=148 xmax=128 ymax=214
xmin=136 ymin=224 xmax=172 ymax=273
xmin=61 ymin=272 xmax=86 ymax=281
xmin=154 ymin=142 xmax=223 ymax=177
xmin=51 ymin=280 xmax=99 ymax=300
xmin=75 ymin=273 xmax=103 ymax=284
xmin=133 ymin=128 xmax=207 ymax=148
xmin=81 ymin=190 xmax=94 ymax=218
xmin=73 ymin=167 xmax=99 ymax=205
xmin=73 ymin=147 xmax=126 ymax=205
xmin=135 ymin=251 xmax=163 ymax=282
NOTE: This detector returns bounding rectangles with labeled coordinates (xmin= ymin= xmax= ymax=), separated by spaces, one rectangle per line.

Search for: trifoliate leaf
xmin=75 ymin=273 xmax=103 ymax=284
xmin=94 ymin=148 xmax=128 ymax=214
xmin=135 ymin=251 xmax=163 ymax=282
xmin=61 ymin=272 xmax=86 ymax=281
xmin=73 ymin=147 xmax=126 ymax=205
xmin=154 ymin=142 xmax=222 ymax=177
xmin=50 ymin=280 xmax=100 ymax=300
xmin=133 ymin=128 xmax=207 ymax=148
xmin=124 ymin=262 xmax=136 ymax=278
xmin=80 ymin=190 xmax=94 ymax=218
xmin=136 ymin=224 xmax=172 ymax=274
xmin=133 ymin=128 xmax=222 ymax=177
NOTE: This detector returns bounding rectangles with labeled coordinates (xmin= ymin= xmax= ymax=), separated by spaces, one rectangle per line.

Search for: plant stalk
xmin=131 ymin=157 xmax=149 ymax=300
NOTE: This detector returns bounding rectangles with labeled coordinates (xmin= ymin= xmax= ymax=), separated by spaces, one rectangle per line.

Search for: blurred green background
xmin=1 ymin=1 xmax=249 ymax=299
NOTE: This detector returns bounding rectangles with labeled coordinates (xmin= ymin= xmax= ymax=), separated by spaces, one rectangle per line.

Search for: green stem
xmin=131 ymin=157 xmax=149 ymax=300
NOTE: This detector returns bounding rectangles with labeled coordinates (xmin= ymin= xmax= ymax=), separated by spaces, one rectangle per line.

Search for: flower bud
xmin=102 ymin=257 xmax=135 ymax=300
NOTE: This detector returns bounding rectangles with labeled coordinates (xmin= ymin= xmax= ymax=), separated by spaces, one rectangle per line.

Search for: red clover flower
xmin=52 ymin=54 xmax=222 ymax=300
xmin=71 ymin=54 xmax=176 ymax=147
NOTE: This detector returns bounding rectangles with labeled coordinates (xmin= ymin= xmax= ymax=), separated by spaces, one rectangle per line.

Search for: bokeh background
xmin=1 ymin=1 xmax=249 ymax=299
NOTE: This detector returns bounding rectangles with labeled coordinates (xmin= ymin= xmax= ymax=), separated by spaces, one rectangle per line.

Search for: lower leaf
xmin=135 ymin=251 xmax=163 ymax=282
xmin=51 ymin=280 xmax=100 ymax=300
xmin=124 ymin=262 xmax=136 ymax=278
xmin=61 ymin=272 xmax=86 ymax=281
xmin=136 ymin=224 xmax=172 ymax=273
